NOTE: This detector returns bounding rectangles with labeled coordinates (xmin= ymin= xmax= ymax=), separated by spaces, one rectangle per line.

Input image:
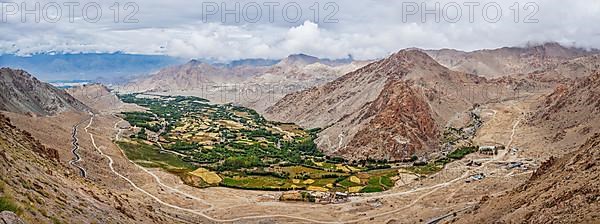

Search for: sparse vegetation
xmin=117 ymin=140 xmax=195 ymax=172
xmin=447 ymin=146 xmax=478 ymax=160
xmin=0 ymin=196 xmax=21 ymax=214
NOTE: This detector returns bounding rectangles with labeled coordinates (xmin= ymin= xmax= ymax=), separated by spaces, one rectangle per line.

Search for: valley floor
xmin=3 ymin=91 xmax=558 ymax=223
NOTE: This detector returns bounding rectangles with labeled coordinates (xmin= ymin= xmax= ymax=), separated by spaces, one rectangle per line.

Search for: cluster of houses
xmin=280 ymin=191 xmax=351 ymax=204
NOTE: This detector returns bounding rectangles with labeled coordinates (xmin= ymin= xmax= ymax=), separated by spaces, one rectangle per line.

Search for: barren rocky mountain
xmin=0 ymin=68 xmax=89 ymax=116
xmin=266 ymin=50 xmax=501 ymax=160
xmin=426 ymin=42 xmax=599 ymax=78
xmin=457 ymin=133 xmax=600 ymax=223
xmin=528 ymin=71 xmax=600 ymax=146
xmin=119 ymin=54 xmax=363 ymax=112
xmin=120 ymin=59 xmax=269 ymax=93
xmin=122 ymin=54 xmax=358 ymax=93
xmin=66 ymin=84 xmax=146 ymax=114
xmin=530 ymin=54 xmax=600 ymax=81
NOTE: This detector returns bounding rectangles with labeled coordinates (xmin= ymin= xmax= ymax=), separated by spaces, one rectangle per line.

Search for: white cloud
xmin=1 ymin=0 xmax=600 ymax=60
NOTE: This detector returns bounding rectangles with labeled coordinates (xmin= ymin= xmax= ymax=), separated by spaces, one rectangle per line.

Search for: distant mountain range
xmin=425 ymin=42 xmax=600 ymax=77
xmin=0 ymin=53 xmax=185 ymax=83
xmin=0 ymin=52 xmax=356 ymax=85
xmin=119 ymin=54 xmax=365 ymax=112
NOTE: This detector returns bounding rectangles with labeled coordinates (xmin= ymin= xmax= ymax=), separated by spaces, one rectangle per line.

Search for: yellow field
xmin=189 ymin=168 xmax=222 ymax=184
xmin=348 ymin=186 xmax=364 ymax=193
xmin=307 ymin=186 xmax=329 ymax=192
xmin=336 ymin=164 xmax=351 ymax=172
xmin=303 ymin=179 xmax=315 ymax=184
xmin=348 ymin=166 xmax=362 ymax=172
xmin=349 ymin=176 xmax=361 ymax=184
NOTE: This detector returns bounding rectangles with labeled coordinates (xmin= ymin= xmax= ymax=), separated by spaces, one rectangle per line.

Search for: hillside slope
xmin=455 ymin=69 xmax=600 ymax=223
xmin=530 ymin=72 xmax=600 ymax=145
xmin=457 ymin=133 xmax=600 ymax=223
xmin=0 ymin=68 xmax=89 ymax=115
xmin=0 ymin=114 xmax=167 ymax=223
xmin=266 ymin=50 xmax=495 ymax=160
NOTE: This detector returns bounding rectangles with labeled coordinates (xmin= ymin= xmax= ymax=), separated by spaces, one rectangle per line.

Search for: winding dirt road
xmin=69 ymin=118 xmax=89 ymax=178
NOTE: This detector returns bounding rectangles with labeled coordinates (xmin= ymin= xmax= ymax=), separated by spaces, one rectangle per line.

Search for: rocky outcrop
xmin=341 ymin=80 xmax=438 ymax=160
xmin=0 ymin=68 xmax=89 ymax=116
xmin=66 ymin=84 xmax=126 ymax=113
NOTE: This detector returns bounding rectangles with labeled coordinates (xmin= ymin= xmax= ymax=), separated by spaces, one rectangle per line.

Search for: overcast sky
xmin=1 ymin=0 xmax=599 ymax=60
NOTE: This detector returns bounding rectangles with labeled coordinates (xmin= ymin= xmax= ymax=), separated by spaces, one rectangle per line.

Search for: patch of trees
xmin=136 ymin=128 xmax=147 ymax=140
xmin=243 ymin=170 xmax=289 ymax=179
xmin=363 ymin=164 xmax=392 ymax=171
xmin=293 ymin=172 xmax=311 ymax=180
xmin=165 ymin=141 xmax=199 ymax=151
xmin=447 ymin=146 xmax=478 ymax=160
xmin=320 ymin=174 xmax=343 ymax=179
xmin=217 ymin=156 xmax=263 ymax=171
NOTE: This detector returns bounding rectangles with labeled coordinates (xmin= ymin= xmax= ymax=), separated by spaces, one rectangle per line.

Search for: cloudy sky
xmin=1 ymin=0 xmax=600 ymax=60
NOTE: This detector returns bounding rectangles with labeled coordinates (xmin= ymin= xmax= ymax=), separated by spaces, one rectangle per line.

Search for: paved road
xmin=69 ymin=118 xmax=89 ymax=178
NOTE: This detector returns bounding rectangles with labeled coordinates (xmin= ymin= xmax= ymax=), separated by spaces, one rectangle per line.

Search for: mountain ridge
xmin=265 ymin=49 xmax=491 ymax=160
xmin=425 ymin=42 xmax=600 ymax=77
xmin=0 ymin=68 xmax=90 ymax=116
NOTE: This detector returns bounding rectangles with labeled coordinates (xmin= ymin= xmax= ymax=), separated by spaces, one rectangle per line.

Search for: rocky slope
xmin=0 ymin=68 xmax=89 ymax=116
xmin=266 ymin=50 xmax=495 ymax=160
xmin=527 ymin=71 xmax=600 ymax=146
xmin=530 ymin=54 xmax=600 ymax=81
xmin=457 ymin=133 xmax=600 ymax=223
xmin=0 ymin=113 xmax=166 ymax=223
xmin=456 ymin=68 xmax=600 ymax=223
xmin=426 ymin=43 xmax=599 ymax=78
xmin=66 ymin=84 xmax=145 ymax=114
